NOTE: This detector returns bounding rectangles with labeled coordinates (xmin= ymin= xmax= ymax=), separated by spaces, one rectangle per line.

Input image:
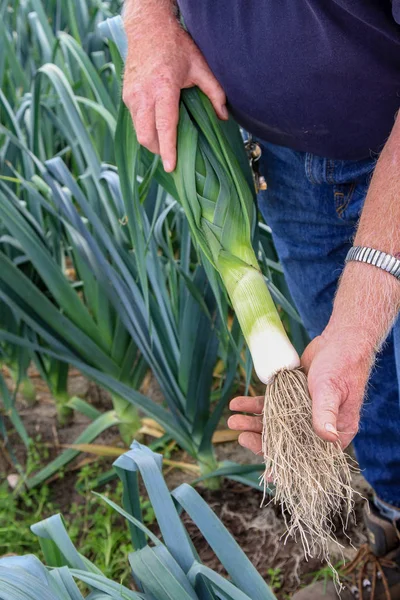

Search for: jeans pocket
xmin=334 ymin=182 xmax=356 ymax=219
xmin=334 ymin=178 xmax=371 ymax=221
xmin=332 ymin=157 xmax=375 ymax=221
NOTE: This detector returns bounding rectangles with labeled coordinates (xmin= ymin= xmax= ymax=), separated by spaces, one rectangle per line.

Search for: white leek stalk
xmin=218 ymin=253 xmax=300 ymax=383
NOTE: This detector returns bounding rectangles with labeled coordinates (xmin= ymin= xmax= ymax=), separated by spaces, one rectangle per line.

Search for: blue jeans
xmin=256 ymin=140 xmax=400 ymax=507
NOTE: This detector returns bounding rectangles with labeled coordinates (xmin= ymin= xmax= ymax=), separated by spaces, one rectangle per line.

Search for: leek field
xmin=0 ymin=1 xmax=367 ymax=598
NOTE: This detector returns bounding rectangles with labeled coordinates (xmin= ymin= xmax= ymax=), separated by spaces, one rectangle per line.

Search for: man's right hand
xmin=123 ymin=1 xmax=228 ymax=173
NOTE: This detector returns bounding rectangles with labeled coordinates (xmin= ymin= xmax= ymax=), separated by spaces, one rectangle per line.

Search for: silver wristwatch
xmin=345 ymin=246 xmax=400 ymax=281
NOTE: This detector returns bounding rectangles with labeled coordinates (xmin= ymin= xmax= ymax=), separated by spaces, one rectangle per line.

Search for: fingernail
xmin=221 ymin=105 xmax=229 ymax=119
xmin=325 ymin=423 xmax=339 ymax=436
xmin=163 ymin=160 xmax=173 ymax=172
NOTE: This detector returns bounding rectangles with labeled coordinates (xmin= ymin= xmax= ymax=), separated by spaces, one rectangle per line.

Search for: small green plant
xmin=0 ymin=439 xmax=56 ymax=558
xmin=0 ymin=481 xmax=54 ymax=558
xmin=267 ymin=567 xmax=283 ymax=592
xmin=306 ymin=560 xmax=345 ymax=593
xmin=140 ymin=497 xmax=156 ymax=525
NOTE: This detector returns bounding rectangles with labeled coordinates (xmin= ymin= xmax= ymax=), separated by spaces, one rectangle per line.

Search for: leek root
xmin=262 ymin=368 xmax=355 ymax=564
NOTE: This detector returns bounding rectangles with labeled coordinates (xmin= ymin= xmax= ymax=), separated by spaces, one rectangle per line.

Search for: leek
xmin=173 ymin=88 xmax=300 ymax=383
xmin=169 ymin=87 xmax=354 ymax=565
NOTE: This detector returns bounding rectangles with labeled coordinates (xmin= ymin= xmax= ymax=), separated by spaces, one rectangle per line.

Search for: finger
xmin=337 ymin=431 xmax=356 ymax=450
xmin=310 ymin=380 xmax=342 ymax=443
xmin=227 ymin=414 xmax=263 ymax=434
xmin=238 ymin=432 xmax=262 ymax=455
xmin=193 ymin=64 xmax=228 ymax=120
xmin=229 ymin=396 xmax=264 ymax=414
xmin=336 ymin=406 xmax=361 ymax=449
xmin=155 ymin=89 xmax=179 ymax=172
xmin=134 ymin=102 xmax=160 ymax=155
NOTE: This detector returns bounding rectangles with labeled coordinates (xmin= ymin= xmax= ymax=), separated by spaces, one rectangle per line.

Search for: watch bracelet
xmin=345 ymin=246 xmax=400 ymax=281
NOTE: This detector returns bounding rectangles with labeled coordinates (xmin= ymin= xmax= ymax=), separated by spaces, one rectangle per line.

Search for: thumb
xmin=310 ymin=379 xmax=342 ymax=444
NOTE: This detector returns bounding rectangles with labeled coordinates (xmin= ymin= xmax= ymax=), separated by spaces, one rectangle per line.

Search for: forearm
xmin=123 ymin=0 xmax=177 ymax=25
xmin=326 ymin=115 xmax=400 ymax=356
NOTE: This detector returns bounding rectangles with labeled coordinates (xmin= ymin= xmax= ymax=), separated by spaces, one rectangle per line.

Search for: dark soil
xmin=185 ymin=474 xmax=370 ymax=599
xmin=0 ymin=367 xmax=371 ymax=598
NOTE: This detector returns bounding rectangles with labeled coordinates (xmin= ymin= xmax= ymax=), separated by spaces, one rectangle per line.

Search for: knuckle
xmin=122 ymin=83 xmax=139 ymax=104
xmin=134 ymin=110 xmax=151 ymax=127
xmin=136 ymin=133 xmax=147 ymax=146
xmin=167 ymin=107 xmax=179 ymax=126
xmin=155 ymin=71 xmax=175 ymax=90
xmin=191 ymin=55 xmax=208 ymax=74
xmin=324 ymin=375 xmax=349 ymax=399
xmin=322 ymin=405 xmax=338 ymax=419
xmin=148 ymin=144 xmax=160 ymax=155
xmin=213 ymin=85 xmax=226 ymax=102
xmin=313 ymin=423 xmax=326 ymax=438
xmin=122 ymin=89 xmax=129 ymax=105
xmin=124 ymin=81 xmax=151 ymax=105
xmin=135 ymin=101 xmax=153 ymax=119
xmin=136 ymin=131 xmax=153 ymax=147
xmin=122 ymin=90 xmax=133 ymax=108
xmin=156 ymin=116 xmax=173 ymax=133
xmin=195 ymin=65 xmax=224 ymax=91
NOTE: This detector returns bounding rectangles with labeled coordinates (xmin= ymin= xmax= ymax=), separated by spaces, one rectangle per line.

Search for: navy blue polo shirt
xmin=178 ymin=1 xmax=400 ymax=159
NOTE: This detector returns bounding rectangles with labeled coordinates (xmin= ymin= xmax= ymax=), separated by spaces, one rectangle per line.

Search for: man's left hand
xmin=228 ymin=327 xmax=374 ymax=452
xmin=300 ymin=328 xmax=373 ymax=448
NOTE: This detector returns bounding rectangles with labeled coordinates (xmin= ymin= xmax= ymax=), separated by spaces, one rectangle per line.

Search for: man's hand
xmin=123 ymin=0 xmax=227 ymax=172
xmin=299 ymin=328 xmax=373 ymax=448
xmin=228 ymin=327 xmax=373 ymax=452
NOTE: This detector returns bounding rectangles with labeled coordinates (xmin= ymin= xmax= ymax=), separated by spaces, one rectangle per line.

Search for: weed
xmin=0 ymin=438 xmax=58 ymax=557
xmin=305 ymin=561 xmax=344 ymax=593
xmin=267 ymin=567 xmax=283 ymax=591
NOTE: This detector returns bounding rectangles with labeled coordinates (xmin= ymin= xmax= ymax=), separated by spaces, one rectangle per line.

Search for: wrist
xmin=323 ymin=319 xmax=377 ymax=362
xmin=123 ymin=0 xmax=177 ymax=28
xmin=325 ymin=261 xmax=400 ymax=356
xmin=124 ymin=0 xmax=180 ymax=56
